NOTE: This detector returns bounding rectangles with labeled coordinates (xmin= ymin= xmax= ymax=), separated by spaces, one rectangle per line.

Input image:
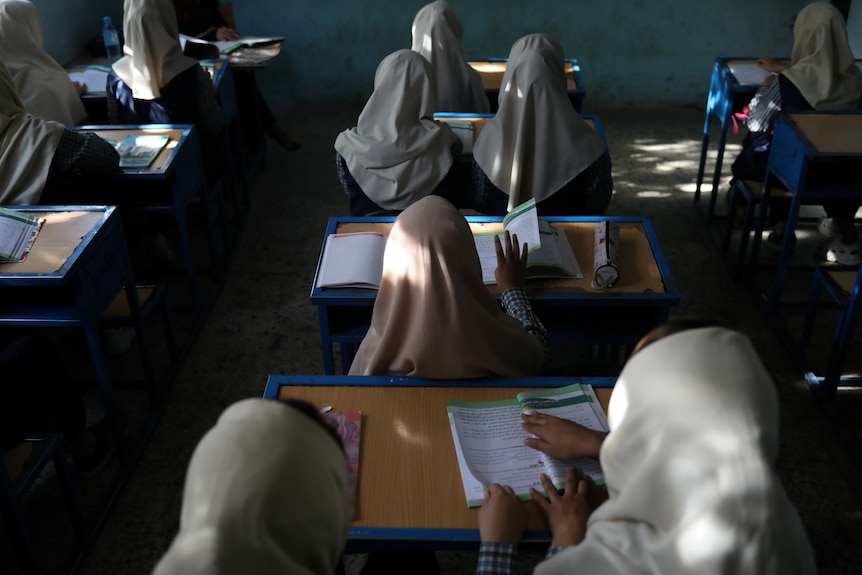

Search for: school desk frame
xmin=67 ymin=123 xmax=223 ymax=317
xmin=310 ymin=215 xmax=679 ymax=374
xmin=466 ymin=57 xmax=585 ymax=113
xmin=742 ymin=111 xmax=862 ymax=317
xmin=263 ymin=374 xmax=616 ymax=551
xmin=0 ymin=206 xmax=143 ymax=463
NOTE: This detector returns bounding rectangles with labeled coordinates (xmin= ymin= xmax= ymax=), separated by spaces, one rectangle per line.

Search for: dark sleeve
xmin=53 ymin=130 xmax=120 ymax=176
xmin=777 ymin=73 xmax=814 ymax=112
xmin=195 ymin=66 xmax=224 ymax=141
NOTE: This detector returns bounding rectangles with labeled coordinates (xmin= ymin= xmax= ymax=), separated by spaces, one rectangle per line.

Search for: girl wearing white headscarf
xmin=0 ymin=0 xmax=88 ymax=125
xmin=152 ymin=398 xmax=351 ymax=575
xmin=349 ymin=195 xmax=546 ymax=378
xmin=334 ymin=50 xmax=464 ymax=216
xmin=731 ymin=2 xmax=862 ymax=265
xmin=0 ymin=61 xmax=118 ymax=205
xmin=411 ymin=1 xmax=490 ymax=113
xmin=471 ymin=34 xmax=612 ymax=216
xmin=108 ymin=0 xmax=222 ymax=142
xmin=477 ymin=326 xmax=817 ymax=575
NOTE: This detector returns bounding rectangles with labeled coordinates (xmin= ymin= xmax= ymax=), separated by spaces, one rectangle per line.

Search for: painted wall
xmin=233 ymin=0 xmax=814 ymax=109
xmin=31 ymin=0 xmax=121 ymax=63
xmin=34 ymin=0 xmax=824 ymax=108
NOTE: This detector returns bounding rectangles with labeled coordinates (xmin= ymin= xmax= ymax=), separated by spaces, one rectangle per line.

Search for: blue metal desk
xmin=745 ymin=112 xmax=862 ymax=316
xmin=311 ymin=216 xmax=678 ymax=374
xmin=263 ymin=374 xmax=615 ymax=551
xmin=693 ymin=57 xmax=785 ymax=223
xmin=0 ymin=206 xmax=144 ymax=462
xmin=67 ymin=124 xmax=220 ymax=316
xmin=467 ymin=58 xmax=585 ymax=113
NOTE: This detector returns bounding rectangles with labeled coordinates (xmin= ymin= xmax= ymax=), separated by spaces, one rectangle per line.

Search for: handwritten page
xmin=67 ymin=68 xmax=109 ymax=94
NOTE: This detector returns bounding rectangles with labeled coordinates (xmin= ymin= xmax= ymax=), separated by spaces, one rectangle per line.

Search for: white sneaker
xmin=817 ymin=217 xmax=840 ymax=238
xmin=820 ymin=238 xmax=862 ymax=266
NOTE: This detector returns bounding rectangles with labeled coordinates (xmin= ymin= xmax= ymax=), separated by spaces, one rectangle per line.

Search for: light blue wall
xmin=31 ymin=0 xmax=122 ymax=63
xmin=34 ymin=0 xmax=821 ymax=108
xmin=233 ymin=0 xmax=814 ymax=109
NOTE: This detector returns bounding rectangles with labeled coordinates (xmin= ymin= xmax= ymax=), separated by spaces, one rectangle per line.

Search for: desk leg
xmin=80 ymin=315 xmax=129 ymax=466
xmin=173 ymin=200 xmax=203 ymax=317
xmin=317 ymin=306 xmax=335 ymax=375
xmin=766 ymin=189 xmax=803 ymax=317
xmin=704 ymin=115 xmax=730 ymax=225
xmin=694 ymin=109 xmax=713 ymax=204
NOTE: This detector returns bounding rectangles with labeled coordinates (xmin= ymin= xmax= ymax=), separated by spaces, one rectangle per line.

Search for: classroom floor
xmin=3 ymin=104 xmax=862 ymax=575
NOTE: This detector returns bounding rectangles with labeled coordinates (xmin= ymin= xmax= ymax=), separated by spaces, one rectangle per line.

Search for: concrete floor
xmin=3 ymin=104 xmax=862 ymax=574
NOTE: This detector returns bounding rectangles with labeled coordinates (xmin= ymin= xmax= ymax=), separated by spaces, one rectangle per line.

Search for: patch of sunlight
xmin=635 ymin=156 xmax=660 ymax=163
xmin=676 ymin=182 xmax=713 ymax=194
xmin=393 ymin=417 xmax=430 ymax=447
xmin=631 ymin=140 xmax=702 ymax=154
xmin=636 ymin=191 xmax=673 ymax=198
xmin=655 ymin=159 xmax=697 ymax=172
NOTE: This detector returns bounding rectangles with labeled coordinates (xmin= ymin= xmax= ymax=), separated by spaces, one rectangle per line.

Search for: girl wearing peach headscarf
xmin=348 ymin=195 xmax=546 ymax=378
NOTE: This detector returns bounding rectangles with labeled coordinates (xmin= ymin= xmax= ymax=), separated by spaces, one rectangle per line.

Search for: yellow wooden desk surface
xmin=79 ymin=127 xmax=185 ymax=172
xmin=274 ymin=384 xmax=611 ymax=531
xmin=788 ymin=113 xmax=862 ymax=155
xmin=469 ymin=60 xmax=578 ymax=91
xmin=0 ymin=211 xmax=102 ymax=274
xmin=435 ymin=117 xmax=595 ymax=145
xmin=335 ymin=221 xmax=666 ymax=294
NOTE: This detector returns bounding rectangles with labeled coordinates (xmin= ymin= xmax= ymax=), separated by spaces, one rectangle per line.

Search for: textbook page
xmin=448 ymin=383 xmax=607 ymax=507
xmin=316 ymin=232 xmax=386 ymax=289
xmin=67 ymin=67 xmax=110 ymax=95
xmin=0 ymin=208 xmax=44 ymax=263
xmin=728 ymin=62 xmax=773 ymax=86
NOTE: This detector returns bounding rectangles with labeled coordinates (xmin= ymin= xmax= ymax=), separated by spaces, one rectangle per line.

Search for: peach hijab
xmin=536 ymin=328 xmax=816 ymax=575
xmin=472 ymin=34 xmax=605 ymax=212
xmin=349 ymin=195 xmax=544 ymax=378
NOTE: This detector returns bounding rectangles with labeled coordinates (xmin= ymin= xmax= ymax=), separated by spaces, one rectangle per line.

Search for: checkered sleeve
xmin=501 ymin=287 xmax=550 ymax=367
xmin=477 ymin=541 xmax=516 ymax=575
xmin=195 ymin=65 xmax=224 ymax=141
xmin=53 ymin=130 xmax=120 ymax=175
xmin=745 ymin=77 xmax=782 ymax=133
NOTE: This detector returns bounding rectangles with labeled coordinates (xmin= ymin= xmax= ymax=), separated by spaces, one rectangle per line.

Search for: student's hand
xmin=216 ymin=26 xmax=241 ymax=41
xmin=495 ymin=231 xmax=528 ymax=292
xmin=530 ymin=469 xmax=591 ymax=547
xmin=756 ymin=57 xmax=785 ymax=74
xmin=479 ymin=483 xmax=527 ymax=544
xmin=73 ymin=81 xmax=87 ymax=95
xmin=521 ymin=411 xmax=607 ymax=460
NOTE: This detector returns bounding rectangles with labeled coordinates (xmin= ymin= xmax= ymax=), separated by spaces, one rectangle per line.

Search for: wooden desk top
xmin=270 ymin=382 xmax=612 ymax=533
xmin=333 ymin=220 xmax=666 ymax=295
xmin=788 ymin=113 xmax=862 ymax=155
xmin=469 ymin=60 xmax=578 ymax=91
xmin=76 ymin=126 xmax=186 ymax=172
xmin=0 ymin=210 xmax=105 ymax=276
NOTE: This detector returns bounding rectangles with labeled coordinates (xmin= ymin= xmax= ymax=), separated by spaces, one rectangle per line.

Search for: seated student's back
xmin=107 ymin=0 xmax=222 ymax=143
xmin=471 ymin=34 xmax=612 ymax=216
xmin=0 ymin=0 xmax=88 ymax=125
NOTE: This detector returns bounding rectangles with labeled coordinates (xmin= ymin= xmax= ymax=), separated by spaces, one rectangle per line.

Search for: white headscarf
xmin=334 ymin=50 xmax=458 ymax=211
xmin=152 ymin=399 xmax=351 ymax=575
xmin=411 ymin=1 xmax=489 ymax=113
xmin=349 ymin=195 xmax=544 ymax=378
xmin=472 ymin=34 xmax=605 ymax=211
xmin=0 ymin=60 xmax=65 ymax=205
xmin=536 ymin=327 xmax=817 ymax=575
xmin=782 ymin=2 xmax=862 ymax=110
xmin=0 ymin=0 xmax=87 ymax=125
xmin=113 ymin=0 xmax=199 ymax=100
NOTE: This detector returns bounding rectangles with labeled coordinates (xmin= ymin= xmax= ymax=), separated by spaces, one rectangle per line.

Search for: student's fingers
xmin=523 ymin=436 xmax=551 ymax=453
xmin=529 ymin=487 xmax=550 ymax=512
xmin=494 ymin=233 xmax=505 ymax=262
xmin=539 ymin=473 xmax=559 ymax=501
xmin=565 ymin=467 xmax=578 ymax=494
xmin=510 ymin=232 xmax=520 ymax=260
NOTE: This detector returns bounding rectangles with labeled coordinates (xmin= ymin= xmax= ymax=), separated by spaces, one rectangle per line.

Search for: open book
xmin=179 ymin=33 xmax=284 ymax=58
xmin=0 ymin=208 xmax=45 ymax=263
xmin=107 ymin=134 xmax=170 ymax=168
xmin=323 ymin=411 xmax=361 ymax=518
xmin=447 ymin=383 xmax=609 ymax=507
xmin=316 ymin=231 xmax=386 ymax=289
xmin=473 ymin=199 xmax=583 ymax=284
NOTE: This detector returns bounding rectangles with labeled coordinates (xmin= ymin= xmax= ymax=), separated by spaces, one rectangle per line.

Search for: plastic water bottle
xmin=102 ymin=16 xmax=121 ymax=62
